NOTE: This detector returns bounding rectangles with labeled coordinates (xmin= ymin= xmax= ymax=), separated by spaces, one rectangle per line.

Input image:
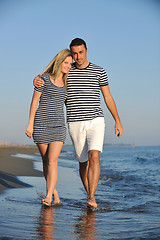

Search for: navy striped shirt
xmin=66 ymin=62 xmax=108 ymax=122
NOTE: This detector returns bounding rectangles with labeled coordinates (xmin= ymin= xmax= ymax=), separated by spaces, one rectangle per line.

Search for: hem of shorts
xmin=88 ymin=148 xmax=103 ymax=153
xmin=78 ymin=159 xmax=88 ymax=163
xmin=77 ymin=148 xmax=103 ymax=163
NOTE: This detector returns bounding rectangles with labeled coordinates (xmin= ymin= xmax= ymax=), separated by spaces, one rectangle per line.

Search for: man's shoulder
xmin=70 ymin=62 xmax=105 ymax=71
xmin=89 ymin=62 xmax=104 ymax=70
xmin=89 ymin=63 xmax=107 ymax=74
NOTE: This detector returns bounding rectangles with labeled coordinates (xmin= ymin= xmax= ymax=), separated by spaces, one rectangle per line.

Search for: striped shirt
xmin=66 ymin=62 xmax=108 ymax=122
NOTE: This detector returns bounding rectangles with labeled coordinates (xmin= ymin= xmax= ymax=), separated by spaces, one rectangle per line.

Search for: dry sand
xmin=0 ymin=146 xmax=43 ymax=194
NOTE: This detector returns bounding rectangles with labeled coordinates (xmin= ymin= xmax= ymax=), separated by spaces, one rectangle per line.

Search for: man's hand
xmin=33 ymin=74 xmax=44 ymax=87
xmin=115 ymin=121 xmax=123 ymax=138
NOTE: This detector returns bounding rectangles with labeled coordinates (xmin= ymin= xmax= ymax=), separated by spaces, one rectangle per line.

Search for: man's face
xmin=71 ymin=44 xmax=88 ymax=68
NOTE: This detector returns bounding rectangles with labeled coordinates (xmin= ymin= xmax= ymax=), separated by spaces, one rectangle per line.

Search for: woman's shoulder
xmin=41 ymin=72 xmax=49 ymax=81
xmin=40 ymin=73 xmax=51 ymax=86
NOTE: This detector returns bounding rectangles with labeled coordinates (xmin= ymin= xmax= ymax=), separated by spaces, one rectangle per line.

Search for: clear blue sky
xmin=0 ymin=0 xmax=160 ymax=146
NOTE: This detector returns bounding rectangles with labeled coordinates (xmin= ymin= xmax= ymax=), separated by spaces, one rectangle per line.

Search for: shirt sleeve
xmin=99 ymin=68 xmax=109 ymax=87
xmin=34 ymin=73 xmax=46 ymax=93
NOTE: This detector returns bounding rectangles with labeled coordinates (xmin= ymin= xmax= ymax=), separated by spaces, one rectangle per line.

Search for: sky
xmin=0 ymin=0 xmax=160 ymax=146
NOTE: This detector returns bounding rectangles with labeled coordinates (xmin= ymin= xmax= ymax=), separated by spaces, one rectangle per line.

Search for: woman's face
xmin=61 ymin=56 xmax=73 ymax=74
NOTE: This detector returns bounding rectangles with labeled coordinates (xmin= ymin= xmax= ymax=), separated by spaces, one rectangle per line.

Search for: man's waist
xmin=67 ymin=112 xmax=104 ymax=123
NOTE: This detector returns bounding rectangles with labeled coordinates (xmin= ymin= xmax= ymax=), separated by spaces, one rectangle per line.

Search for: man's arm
xmin=33 ymin=74 xmax=44 ymax=87
xmin=100 ymin=85 xmax=123 ymax=137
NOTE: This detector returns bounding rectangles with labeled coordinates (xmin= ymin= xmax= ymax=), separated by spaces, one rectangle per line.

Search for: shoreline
xmin=0 ymin=146 xmax=43 ymax=195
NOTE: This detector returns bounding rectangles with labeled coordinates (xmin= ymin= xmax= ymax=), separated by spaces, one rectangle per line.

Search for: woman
xmin=25 ymin=49 xmax=73 ymax=206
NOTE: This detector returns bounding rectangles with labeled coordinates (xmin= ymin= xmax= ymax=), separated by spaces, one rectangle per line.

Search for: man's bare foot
xmin=87 ymin=197 xmax=97 ymax=208
xmin=52 ymin=201 xmax=63 ymax=206
xmin=53 ymin=189 xmax=61 ymax=204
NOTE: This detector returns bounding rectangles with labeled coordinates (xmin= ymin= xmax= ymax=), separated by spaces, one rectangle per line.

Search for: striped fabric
xmin=33 ymin=73 xmax=67 ymax=144
xmin=66 ymin=62 xmax=108 ymax=122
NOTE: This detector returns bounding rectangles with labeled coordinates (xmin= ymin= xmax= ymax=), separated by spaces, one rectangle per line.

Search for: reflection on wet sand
xmin=36 ymin=206 xmax=98 ymax=240
xmin=75 ymin=208 xmax=98 ymax=240
xmin=36 ymin=206 xmax=55 ymax=240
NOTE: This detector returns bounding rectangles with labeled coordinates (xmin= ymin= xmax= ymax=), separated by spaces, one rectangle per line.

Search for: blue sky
xmin=0 ymin=0 xmax=160 ymax=146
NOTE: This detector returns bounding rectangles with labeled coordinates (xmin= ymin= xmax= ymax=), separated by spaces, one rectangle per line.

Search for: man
xmin=34 ymin=38 xmax=123 ymax=208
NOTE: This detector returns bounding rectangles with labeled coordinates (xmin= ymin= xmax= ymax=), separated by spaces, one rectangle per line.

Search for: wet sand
xmin=0 ymin=145 xmax=89 ymax=240
xmin=0 ymin=146 xmax=43 ymax=194
xmin=1 ymin=145 xmax=160 ymax=239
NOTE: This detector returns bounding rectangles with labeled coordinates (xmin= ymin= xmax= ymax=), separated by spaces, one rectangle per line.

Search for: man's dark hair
xmin=70 ymin=38 xmax=87 ymax=50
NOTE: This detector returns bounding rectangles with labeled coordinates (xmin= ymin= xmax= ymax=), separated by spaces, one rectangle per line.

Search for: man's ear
xmin=86 ymin=48 xmax=88 ymax=55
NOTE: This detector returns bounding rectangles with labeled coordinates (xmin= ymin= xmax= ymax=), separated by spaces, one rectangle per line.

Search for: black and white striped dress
xmin=33 ymin=73 xmax=67 ymax=144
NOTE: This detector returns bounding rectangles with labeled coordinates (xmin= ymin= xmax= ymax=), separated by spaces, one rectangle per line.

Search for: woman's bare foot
xmin=42 ymin=197 xmax=52 ymax=207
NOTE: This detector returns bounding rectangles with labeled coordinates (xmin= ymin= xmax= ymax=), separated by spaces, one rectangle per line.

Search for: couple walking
xmin=26 ymin=38 xmax=123 ymax=208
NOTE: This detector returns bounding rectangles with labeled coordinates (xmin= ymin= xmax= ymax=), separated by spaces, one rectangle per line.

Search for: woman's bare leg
xmin=37 ymin=143 xmax=63 ymax=204
xmin=37 ymin=144 xmax=48 ymax=179
xmin=45 ymin=142 xmax=63 ymax=204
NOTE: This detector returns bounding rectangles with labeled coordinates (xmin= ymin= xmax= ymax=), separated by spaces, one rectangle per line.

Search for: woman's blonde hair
xmin=42 ymin=49 xmax=72 ymax=88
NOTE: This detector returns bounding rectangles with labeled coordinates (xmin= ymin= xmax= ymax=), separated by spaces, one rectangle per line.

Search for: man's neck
xmin=75 ymin=61 xmax=90 ymax=69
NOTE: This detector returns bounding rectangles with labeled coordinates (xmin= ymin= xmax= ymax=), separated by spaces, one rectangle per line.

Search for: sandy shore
xmin=0 ymin=146 xmax=43 ymax=195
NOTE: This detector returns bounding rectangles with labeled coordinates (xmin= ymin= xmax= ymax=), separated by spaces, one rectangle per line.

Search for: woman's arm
xmin=25 ymin=90 xmax=42 ymax=138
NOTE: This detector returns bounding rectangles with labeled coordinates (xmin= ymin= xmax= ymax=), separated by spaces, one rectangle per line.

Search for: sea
xmin=0 ymin=145 xmax=160 ymax=240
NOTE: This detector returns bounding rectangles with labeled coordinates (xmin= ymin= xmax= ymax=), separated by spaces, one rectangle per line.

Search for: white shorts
xmin=68 ymin=117 xmax=105 ymax=163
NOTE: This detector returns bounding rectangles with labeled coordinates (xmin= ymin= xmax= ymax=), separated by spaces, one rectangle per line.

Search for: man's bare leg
xmin=79 ymin=161 xmax=89 ymax=195
xmin=87 ymin=150 xmax=100 ymax=208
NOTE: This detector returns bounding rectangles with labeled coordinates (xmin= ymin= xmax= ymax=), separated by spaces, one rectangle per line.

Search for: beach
xmin=0 ymin=145 xmax=160 ymax=239
xmin=0 ymin=145 xmax=88 ymax=240
xmin=0 ymin=146 xmax=43 ymax=195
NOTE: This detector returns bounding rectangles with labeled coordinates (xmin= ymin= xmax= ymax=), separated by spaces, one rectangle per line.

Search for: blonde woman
xmin=26 ymin=49 xmax=73 ymax=206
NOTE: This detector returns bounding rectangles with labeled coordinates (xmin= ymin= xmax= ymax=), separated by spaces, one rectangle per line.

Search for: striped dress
xmin=33 ymin=73 xmax=67 ymax=144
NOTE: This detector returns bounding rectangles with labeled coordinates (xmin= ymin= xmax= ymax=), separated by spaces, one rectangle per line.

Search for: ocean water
xmin=0 ymin=145 xmax=160 ymax=240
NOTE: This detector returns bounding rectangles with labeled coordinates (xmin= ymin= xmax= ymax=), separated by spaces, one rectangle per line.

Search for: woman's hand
xmin=25 ymin=124 xmax=33 ymax=138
